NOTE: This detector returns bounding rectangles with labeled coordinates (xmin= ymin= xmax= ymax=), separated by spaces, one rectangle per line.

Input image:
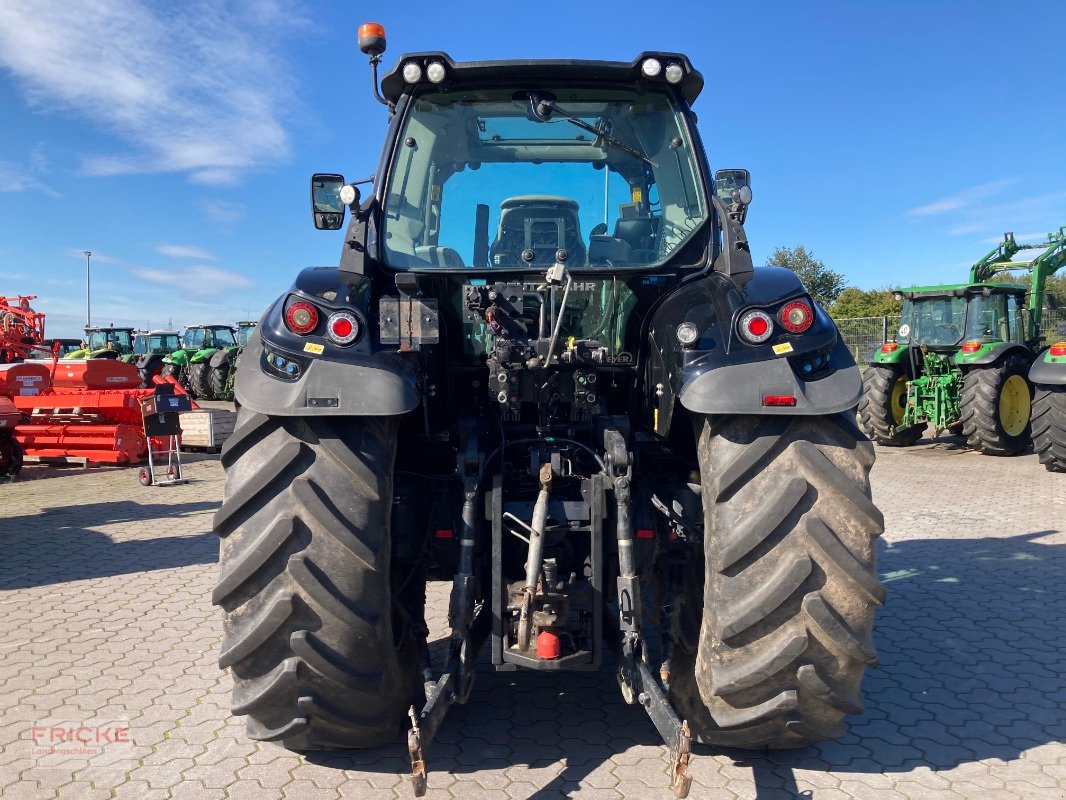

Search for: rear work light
xmin=961 ymin=341 xmax=983 ymax=353
xmin=880 ymin=342 xmax=899 ymax=353
xmin=779 ymin=300 xmax=814 ymax=334
xmin=1050 ymin=342 xmax=1066 ymax=356
xmin=285 ymin=301 xmax=318 ymax=335
xmin=738 ymin=309 xmax=774 ymax=344
xmin=763 ymin=395 xmax=797 ymax=407
xmin=326 ymin=311 xmax=360 ymax=346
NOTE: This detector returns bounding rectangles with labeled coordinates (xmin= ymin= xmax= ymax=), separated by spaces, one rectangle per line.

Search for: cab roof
xmin=901 ymin=282 xmax=1027 ymax=297
xmin=380 ymin=52 xmax=704 ymax=105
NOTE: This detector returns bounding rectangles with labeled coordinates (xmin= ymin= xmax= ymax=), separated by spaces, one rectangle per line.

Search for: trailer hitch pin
xmin=407 ymin=706 xmax=427 ymax=797
xmin=517 ymin=462 xmax=552 ymax=651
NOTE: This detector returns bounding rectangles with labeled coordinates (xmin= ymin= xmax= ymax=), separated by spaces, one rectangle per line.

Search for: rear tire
xmin=212 ymin=408 xmax=418 ymax=749
xmin=1031 ymin=385 xmax=1066 ymax=472
xmin=959 ymin=356 xmax=1032 ymax=455
xmin=189 ymin=363 xmax=211 ymax=399
xmin=670 ymin=413 xmax=884 ymax=748
xmin=857 ymin=365 xmax=922 ymax=446
xmin=208 ymin=363 xmax=231 ymax=401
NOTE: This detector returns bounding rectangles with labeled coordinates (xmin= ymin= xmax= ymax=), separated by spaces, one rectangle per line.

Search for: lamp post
xmin=84 ymin=250 xmax=92 ymax=328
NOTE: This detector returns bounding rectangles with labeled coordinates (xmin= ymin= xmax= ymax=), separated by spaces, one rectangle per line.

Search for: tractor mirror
xmin=311 ymin=173 xmax=346 ymax=230
xmin=714 ymin=169 xmax=751 ymax=206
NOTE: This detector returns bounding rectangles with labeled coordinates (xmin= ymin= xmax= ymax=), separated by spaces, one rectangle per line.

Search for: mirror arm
xmin=710 ymin=195 xmax=754 ymax=284
xmin=339 ymin=199 xmax=374 ymax=278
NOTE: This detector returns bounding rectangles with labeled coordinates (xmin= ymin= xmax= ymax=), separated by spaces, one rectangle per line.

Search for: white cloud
xmin=0 ymin=1 xmax=307 ymax=183
xmin=202 ymin=199 xmax=246 ymax=230
xmin=129 ymin=264 xmax=253 ymax=296
xmin=155 ymin=244 xmax=215 ymax=260
xmin=906 ymin=180 xmax=1018 ymax=218
xmin=0 ymin=157 xmax=59 ymax=197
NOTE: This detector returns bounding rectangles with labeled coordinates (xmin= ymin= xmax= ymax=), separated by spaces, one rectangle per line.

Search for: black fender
xmin=1030 ymin=346 xmax=1066 ymax=386
xmin=209 ymin=348 xmax=236 ymax=369
xmin=957 ymin=342 xmax=1032 ymax=367
xmin=646 ymin=267 xmax=860 ymax=434
xmin=234 ymin=267 xmax=420 ymax=416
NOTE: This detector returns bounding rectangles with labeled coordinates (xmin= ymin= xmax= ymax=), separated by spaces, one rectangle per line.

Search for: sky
xmin=2 ymin=0 xmax=1065 ymax=339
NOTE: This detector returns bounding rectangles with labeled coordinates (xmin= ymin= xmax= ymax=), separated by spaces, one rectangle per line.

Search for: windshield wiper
xmin=529 ymin=93 xmax=658 ymax=168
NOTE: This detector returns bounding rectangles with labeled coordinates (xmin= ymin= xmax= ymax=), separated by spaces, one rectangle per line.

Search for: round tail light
xmin=327 ymin=312 xmax=360 ymax=346
xmin=285 ymin=301 xmax=319 ymax=335
xmin=779 ymin=300 xmax=814 ymax=334
xmin=738 ymin=310 xmax=773 ymax=344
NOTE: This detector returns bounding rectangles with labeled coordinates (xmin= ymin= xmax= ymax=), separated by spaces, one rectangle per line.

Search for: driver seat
xmin=490 ymin=196 xmax=585 ymax=267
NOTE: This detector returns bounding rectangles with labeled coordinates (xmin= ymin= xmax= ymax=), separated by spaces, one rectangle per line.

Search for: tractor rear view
xmin=861 ymin=229 xmax=1065 ymax=461
xmin=162 ymin=324 xmax=236 ymax=398
xmin=212 ymin=25 xmax=884 ymax=796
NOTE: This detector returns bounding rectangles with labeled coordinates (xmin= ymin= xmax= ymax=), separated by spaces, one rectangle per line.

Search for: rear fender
xmin=166 ymin=350 xmax=189 ymax=366
xmin=1030 ymin=345 xmax=1066 ymax=385
xmin=955 ymin=341 xmax=1029 ymax=367
xmin=234 ymin=267 xmax=419 ymax=416
xmin=209 ymin=347 xmax=237 ymax=369
xmin=647 ymin=268 xmax=860 ymax=435
xmin=189 ymin=348 xmax=217 ymax=365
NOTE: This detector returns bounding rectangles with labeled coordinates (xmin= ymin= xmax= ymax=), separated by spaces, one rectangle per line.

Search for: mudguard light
xmin=738 ymin=310 xmax=773 ymax=344
xmin=779 ymin=300 xmax=814 ymax=334
xmin=285 ymin=301 xmax=319 ymax=335
xmin=327 ymin=312 xmax=360 ymax=345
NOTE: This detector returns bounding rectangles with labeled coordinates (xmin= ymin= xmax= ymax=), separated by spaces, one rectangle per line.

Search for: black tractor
xmin=213 ymin=25 xmax=883 ymax=797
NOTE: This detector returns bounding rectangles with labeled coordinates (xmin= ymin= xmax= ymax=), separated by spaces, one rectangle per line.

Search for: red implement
xmin=35 ymin=358 xmax=142 ymax=390
xmin=0 ymin=362 xmax=51 ymax=398
xmin=14 ymin=423 xmax=145 ymax=464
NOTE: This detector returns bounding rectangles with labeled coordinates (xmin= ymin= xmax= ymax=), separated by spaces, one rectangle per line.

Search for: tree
xmin=766 ymin=245 xmax=847 ymax=307
xmin=829 ymin=287 xmax=904 ymax=319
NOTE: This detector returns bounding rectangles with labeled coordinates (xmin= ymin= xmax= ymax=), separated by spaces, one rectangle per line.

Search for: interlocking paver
xmin=1 ymin=440 xmax=1064 ymax=799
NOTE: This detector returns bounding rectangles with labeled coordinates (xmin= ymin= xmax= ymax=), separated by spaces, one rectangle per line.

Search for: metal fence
xmin=836 ymin=309 xmax=1066 ymax=366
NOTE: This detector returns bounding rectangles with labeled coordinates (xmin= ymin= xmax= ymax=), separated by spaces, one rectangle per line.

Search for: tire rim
xmin=890 ymin=374 xmax=909 ymax=425
xmin=998 ymin=374 xmax=1030 ymax=436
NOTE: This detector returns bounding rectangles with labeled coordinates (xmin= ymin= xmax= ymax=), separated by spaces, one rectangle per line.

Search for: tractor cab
xmin=235 ymin=321 xmax=257 ymax=348
xmin=896 ymin=283 xmax=1027 ymax=354
xmin=83 ymin=326 xmax=135 ymax=357
xmin=183 ymin=325 xmax=236 ymax=350
xmin=133 ymin=330 xmax=181 ymax=356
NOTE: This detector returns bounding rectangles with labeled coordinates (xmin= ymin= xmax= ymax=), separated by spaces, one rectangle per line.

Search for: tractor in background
xmin=129 ymin=329 xmax=182 ymax=386
xmin=161 ymin=324 xmax=236 ymax=398
xmin=67 ymin=325 xmax=136 ymax=359
xmin=860 ymin=229 xmax=1065 ymax=463
xmin=202 ymin=320 xmax=256 ymax=400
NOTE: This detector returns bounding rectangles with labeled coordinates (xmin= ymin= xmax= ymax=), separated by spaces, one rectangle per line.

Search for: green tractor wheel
xmin=857 ymin=365 xmax=923 ymax=446
xmin=1031 ymin=385 xmax=1066 ymax=471
xmin=959 ymin=355 xmax=1032 ymax=455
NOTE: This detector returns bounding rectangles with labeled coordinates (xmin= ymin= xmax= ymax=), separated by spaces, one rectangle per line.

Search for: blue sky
xmin=2 ymin=0 xmax=1065 ymax=338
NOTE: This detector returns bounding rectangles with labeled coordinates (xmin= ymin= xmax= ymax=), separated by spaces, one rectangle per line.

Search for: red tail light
xmin=434 ymin=529 xmax=454 ymax=539
xmin=636 ymin=529 xmax=654 ymax=539
xmin=961 ymin=341 xmax=982 ymax=353
xmin=779 ymin=300 xmax=814 ymax=333
xmin=285 ymin=301 xmax=319 ymax=335
xmin=763 ymin=395 xmax=797 ymax=407
xmin=881 ymin=342 xmax=899 ymax=353
xmin=738 ymin=310 xmax=773 ymax=344
xmin=1050 ymin=342 xmax=1066 ymax=356
xmin=326 ymin=312 xmax=360 ymax=345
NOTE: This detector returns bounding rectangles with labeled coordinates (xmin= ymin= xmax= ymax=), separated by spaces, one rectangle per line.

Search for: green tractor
xmin=66 ymin=325 xmax=135 ymax=359
xmin=200 ymin=320 xmax=257 ymax=400
xmin=129 ymin=329 xmax=182 ymax=386
xmin=161 ymin=324 xmax=236 ymax=398
xmin=860 ymin=229 xmax=1065 ymax=459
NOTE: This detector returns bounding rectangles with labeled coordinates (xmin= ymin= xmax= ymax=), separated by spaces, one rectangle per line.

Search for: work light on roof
xmin=664 ymin=63 xmax=684 ymax=84
xmin=641 ymin=58 xmax=662 ymax=78
xmin=426 ymin=61 xmax=446 ymax=83
xmin=402 ymin=61 xmax=423 ymax=83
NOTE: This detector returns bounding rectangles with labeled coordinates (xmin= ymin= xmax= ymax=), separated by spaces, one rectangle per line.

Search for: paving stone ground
xmin=0 ymin=433 xmax=1064 ymax=799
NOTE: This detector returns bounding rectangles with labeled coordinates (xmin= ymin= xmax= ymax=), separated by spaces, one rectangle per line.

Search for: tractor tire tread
xmin=1031 ymin=385 xmax=1066 ymax=471
xmin=857 ymin=365 xmax=923 ymax=446
xmin=213 ymin=408 xmax=416 ymax=749
xmin=959 ymin=355 xmax=1032 ymax=455
xmin=670 ymin=413 xmax=883 ymax=749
